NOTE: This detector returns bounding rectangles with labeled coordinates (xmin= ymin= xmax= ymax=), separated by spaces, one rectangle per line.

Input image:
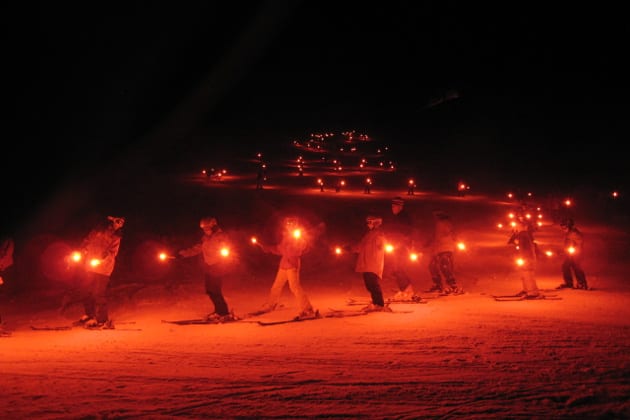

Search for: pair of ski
xmin=30 ymin=321 xmax=140 ymax=331
xmin=422 ymin=289 xmax=466 ymax=298
xmin=161 ymin=307 xmax=279 ymax=326
xmin=346 ymin=297 xmax=428 ymax=307
xmin=256 ymin=307 xmax=414 ymax=326
xmin=492 ymin=293 xmax=562 ymax=301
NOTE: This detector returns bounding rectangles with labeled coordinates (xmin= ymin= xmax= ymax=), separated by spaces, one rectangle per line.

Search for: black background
xmin=4 ymin=2 xmax=625 ymax=230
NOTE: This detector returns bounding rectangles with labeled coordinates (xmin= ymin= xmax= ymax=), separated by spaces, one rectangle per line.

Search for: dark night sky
xmin=4 ymin=2 xmax=626 ymax=230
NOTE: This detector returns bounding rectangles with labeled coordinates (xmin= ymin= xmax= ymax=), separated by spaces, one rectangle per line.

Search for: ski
xmin=31 ymin=321 xmax=139 ymax=331
xmin=418 ymin=290 xmax=466 ymax=299
xmin=492 ymin=293 xmax=558 ymax=299
xmin=330 ymin=307 xmax=414 ymax=315
xmin=243 ymin=309 xmax=275 ymax=318
xmin=386 ymin=298 xmax=428 ymax=304
xmin=346 ymin=298 xmax=371 ymax=306
xmin=161 ymin=317 xmax=241 ymax=325
xmin=31 ymin=325 xmax=73 ymax=331
xmin=161 ymin=308 xmax=279 ymax=325
xmin=257 ymin=311 xmax=322 ymax=326
xmin=323 ymin=308 xmax=372 ymax=318
xmin=347 ymin=297 xmax=428 ymax=306
xmin=494 ymin=294 xmax=563 ymax=302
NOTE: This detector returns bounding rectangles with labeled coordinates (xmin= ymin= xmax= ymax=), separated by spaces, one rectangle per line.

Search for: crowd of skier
xmin=0 ymin=194 xmax=590 ymax=332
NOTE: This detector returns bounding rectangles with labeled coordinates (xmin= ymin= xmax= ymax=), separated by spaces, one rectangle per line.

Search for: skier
xmin=557 ymin=218 xmax=589 ymax=290
xmin=351 ymin=215 xmax=389 ymax=311
xmin=383 ymin=197 xmax=419 ymax=301
xmin=425 ymin=210 xmax=462 ymax=294
xmin=255 ymin=216 xmax=317 ymax=319
xmin=179 ymin=217 xmax=237 ymax=322
xmin=0 ymin=236 xmax=14 ymax=287
xmin=0 ymin=236 xmax=15 ymax=331
xmin=507 ymin=216 xmax=541 ymax=298
xmin=75 ymin=216 xmax=125 ymax=328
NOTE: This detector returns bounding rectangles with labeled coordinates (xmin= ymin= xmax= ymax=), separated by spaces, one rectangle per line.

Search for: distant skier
xmin=507 ymin=217 xmax=540 ymax=298
xmin=424 ymin=210 xmax=462 ymax=294
xmin=556 ymin=218 xmax=588 ymax=290
xmin=0 ymin=235 xmax=15 ymax=331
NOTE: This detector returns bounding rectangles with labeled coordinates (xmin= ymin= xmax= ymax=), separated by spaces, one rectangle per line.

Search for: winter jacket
xmin=0 ymin=238 xmax=14 ymax=271
xmin=564 ymin=228 xmax=584 ymax=255
xmin=354 ymin=227 xmax=385 ymax=278
xmin=180 ymin=228 xmax=230 ymax=267
xmin=261 ymin=232 xmax=308 ymax=270
xmin=82 ymin=227 xmax=122 ymax=276
xmin=383 ymin=209 xmax=414 ymax=250
xmin=428 ymin=218 xmax=457 ymax=255
xmin=509 ymin=229 xmax=537 ymax=263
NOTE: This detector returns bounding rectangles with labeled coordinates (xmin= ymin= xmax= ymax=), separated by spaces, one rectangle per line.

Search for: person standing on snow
xmin=424 ymin=210 xmax=462 ymax=294
xmin=0 ymin=236 xmax=14 ymax=286
xmin=255 ymin=216 xmax=317 ymax=319
xmin=179 ymin=217 xmax=237 ymax=322
xmin=351 ymin=215 xmax=388 ymax=311
xmin=557 ymin=218 xmax=589 ymax=290
xmin=383 ymin=197 xmax=419 ymax=301
xmin=75 ymin=216 xmax=125 ymax=328
xmin=0 ymin=235 xmax=15 ymax=330
xmin=507 ymin=217 xmax=541 ymax=298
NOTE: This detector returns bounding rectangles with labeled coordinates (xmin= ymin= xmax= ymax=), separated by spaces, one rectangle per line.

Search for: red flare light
xmin=158 ymin=252 xmax=174 ymax=261
xmin=70 ymin=251 xmax=82 ymax=263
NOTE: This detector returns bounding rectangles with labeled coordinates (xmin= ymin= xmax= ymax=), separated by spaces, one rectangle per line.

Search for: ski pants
xmin=429 ymin=251 xmax=457 ymax=288
xmin=204 ymin=270 xmax=229 ymax=316
xmin=82 ymin=271 xmax=110 ymax=323
xmin=561 ymin=257 xmax=587 ymax=288
xmin=267 ymin=266 xmax=312 ymax=312
xmin=363 ymin=271 xmax=384 ymax=306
